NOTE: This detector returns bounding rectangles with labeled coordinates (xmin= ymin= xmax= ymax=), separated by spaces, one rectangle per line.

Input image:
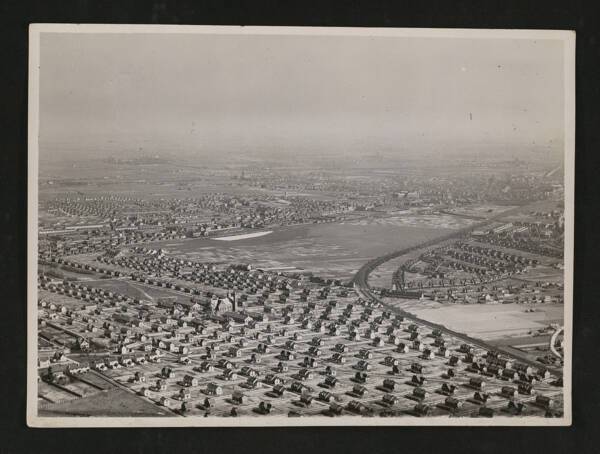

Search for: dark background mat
xmin=1 ymin=1 xmax=598 ymax=453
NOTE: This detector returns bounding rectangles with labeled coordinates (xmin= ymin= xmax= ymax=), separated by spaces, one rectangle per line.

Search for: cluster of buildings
xmin=37 ymin=242 xmax=563 ymax=418
xmin=387 ymin=215 xmax=564 ymax=307
xmin=38 ymin=191 xmax=361 ymax=260
xmin=36 ymin=162 xmax=565 ymax=418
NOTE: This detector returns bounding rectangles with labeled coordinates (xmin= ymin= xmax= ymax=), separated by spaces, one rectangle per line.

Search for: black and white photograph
xmin=27 ymin=25 xmax=574 ymax=427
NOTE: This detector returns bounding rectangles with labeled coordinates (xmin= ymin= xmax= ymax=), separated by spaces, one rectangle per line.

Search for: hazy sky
xmin=39 ymin=31 xmax=565 ymax=158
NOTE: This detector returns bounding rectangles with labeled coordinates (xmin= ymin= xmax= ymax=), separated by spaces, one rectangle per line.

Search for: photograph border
xmin=27 ymin=23 xmax=575 ymax=428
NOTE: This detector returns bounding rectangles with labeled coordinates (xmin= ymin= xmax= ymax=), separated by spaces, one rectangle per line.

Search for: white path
xmin=550 ymin=326 xmax=564 ymax=359
xmin=212 ymin=231 xmax=273 ymax=241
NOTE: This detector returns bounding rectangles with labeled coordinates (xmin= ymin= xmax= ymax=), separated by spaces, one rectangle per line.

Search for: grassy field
xmin=82 ymin=279 xmax=193 ymax=305
xmin=39 ymin=388 xmax=173 ymax=417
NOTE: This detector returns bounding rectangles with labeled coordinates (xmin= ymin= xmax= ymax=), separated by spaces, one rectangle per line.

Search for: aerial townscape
xmin=35 ymin=151 xmax=566 ymax=419
xmin=31 ymin=26 xmax=571 ymax=424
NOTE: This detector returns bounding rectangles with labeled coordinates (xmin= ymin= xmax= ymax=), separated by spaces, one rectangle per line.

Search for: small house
xmin=412 ymin=387 xmax=427 ymax=400
xmin=206 ymin=382 xmax=223 ymax=396
xmin=397 ymin=343 xmax=409 ymax=353
xmin=535 ymin=395 xmax=554 ymax=409
xmin=352 ymin=384 xmax=367 ymax=397
xmin=179 ymin=388 xmax=191 ymax=400
xmin=501 ymin=386 xmax=516 ymax=398
xmin=382 ymin=379 xmax=396 ymax=392
xmin=469 ymin=377 xmax=485 ymax=390
xmin=323 ymin=375 xmax=338 ymax=388
xmin=444 ymin=397 xmax=462 ymax=410
xmin=183 ymin=375 xmax=198 ymax=387
xmin=382 ymin=394 xmax=399 ymax=406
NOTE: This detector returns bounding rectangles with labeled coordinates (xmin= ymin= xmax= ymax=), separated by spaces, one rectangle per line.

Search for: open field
xmin=39 ymin=388 xmax=174 ymax=417
xmin=37 ymin=289 xmax=92 ymax=310
xmin=145 ymin=221 xmax=452 ymax=281
xmin=38 ymin=263 xmax=98 ymax=281
xmin=445 ymin=204 xmax=519 ymax=219
xmin=352 ymin=213 xmax=476 ymax=230
xmin=513 ymin=267 xmax=564 ymax=284
xmin=76 ymin=278 xmax=194 ymax=305
xmin=384 ymin=298 xmax=564 ymax=342
xmin=368 ymin=255 xmax=412 ymax=289
xmin=38 ymin=381 xmax=80 ymax=404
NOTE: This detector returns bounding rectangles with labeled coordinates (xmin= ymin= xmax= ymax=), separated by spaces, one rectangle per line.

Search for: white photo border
xmin=27 ymin=24 xmax=575 ymax=428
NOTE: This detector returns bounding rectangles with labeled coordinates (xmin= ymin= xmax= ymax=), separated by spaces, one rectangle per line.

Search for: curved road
xmin=550 ymin=327 xmax=564 ymax=360
xmin=352 ymin=204 xmax=563 ymax=377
